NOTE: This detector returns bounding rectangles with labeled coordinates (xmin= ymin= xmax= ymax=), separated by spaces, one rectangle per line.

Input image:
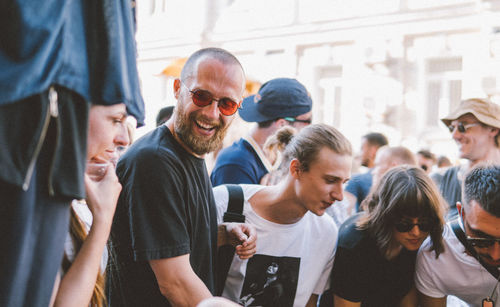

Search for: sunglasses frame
xmin=447 ymin=122 xmax=480 ymax=134
xmin=394 ymin=221 xmax=432 ymax=233
xmin=466 ymin=236 xmax=500 ymax=249
xmin=181 ymin=81 xmax=241 ymax=116
xmin=283 ymin=117 xmax=312 ymax=124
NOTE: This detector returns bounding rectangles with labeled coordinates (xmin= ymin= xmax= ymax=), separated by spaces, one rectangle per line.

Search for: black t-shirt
xmin=330 ymin=214 xmax=417 ymax=307
xmin=106 ymin=126 xmax=218 ymax=307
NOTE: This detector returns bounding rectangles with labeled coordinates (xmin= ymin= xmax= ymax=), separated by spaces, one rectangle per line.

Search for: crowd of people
xmin=2 ymin=3 xmax=500 ymax=307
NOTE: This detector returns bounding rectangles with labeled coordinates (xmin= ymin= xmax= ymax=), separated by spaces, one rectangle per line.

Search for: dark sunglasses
xmin=447 ymin=122 xmax=480 ymax=133
xmin=283 ymin=117 xmax=312 ymax=124
xmin=182 ymin=83 xmax=240 ymax=116
xmin=394 ymin=220 xmax=432 ymax=233
xmin=466 ymin=236 xmax=500 ymax=249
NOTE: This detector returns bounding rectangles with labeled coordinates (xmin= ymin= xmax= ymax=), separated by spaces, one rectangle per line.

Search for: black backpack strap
xmin=450 ymin=218 xmax=499 ymax=279
xmin=216 ymin=184 xmax=245 ymax=296
xmin=223 ymin=184 xmax=245 ymax=223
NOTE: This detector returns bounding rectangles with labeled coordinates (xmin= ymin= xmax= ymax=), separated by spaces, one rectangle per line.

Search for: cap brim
xmin=238 ymin=95 xmax=276 ymax=123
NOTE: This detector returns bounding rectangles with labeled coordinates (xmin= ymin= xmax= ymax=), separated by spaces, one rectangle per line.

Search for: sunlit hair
xmin=280 ymin=123 xmax=352 ymax=172
xmin=180 ymin=47 xmax=244 ymax=83
xmin=463 ymin=163 xmax=500 ymax=218
xmin=62 ymin=208 xmax=106 ymax=307
xmin=358 ymin=166 xmax=446 ymax=258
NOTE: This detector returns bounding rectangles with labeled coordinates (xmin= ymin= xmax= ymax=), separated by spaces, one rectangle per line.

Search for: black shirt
xmin=331 ymin=214 xmax=417 ymax=307
xmin=107 ymin=126 xmax=218 ymax=306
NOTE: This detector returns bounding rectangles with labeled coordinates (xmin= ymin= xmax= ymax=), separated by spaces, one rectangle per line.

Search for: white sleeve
xmin=212 ymin=185 xmax=229 ymax=224
xmin=415 ymin=246 xmax=446 ymax=298
xmin=313 ymin=222 xmax=338 ymax=294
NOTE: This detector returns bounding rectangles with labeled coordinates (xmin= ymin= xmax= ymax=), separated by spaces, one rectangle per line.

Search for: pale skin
xmin=51 ymin=103 xmax=129 ymax=307
xmin=248 ymin=147 xmax=351 ymax=305
xmin=150 ymin=56 xmax=257 ymax=307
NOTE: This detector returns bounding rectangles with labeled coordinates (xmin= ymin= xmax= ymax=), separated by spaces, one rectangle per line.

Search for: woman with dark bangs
xmin=329 ymin=166 xmax=446 ymax=307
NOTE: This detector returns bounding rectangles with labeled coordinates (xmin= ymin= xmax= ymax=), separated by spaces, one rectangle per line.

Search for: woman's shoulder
xmin=337 ymin=213 xmax=367 ymax=249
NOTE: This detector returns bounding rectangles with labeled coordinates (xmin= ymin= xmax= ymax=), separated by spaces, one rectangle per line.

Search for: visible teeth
xmin=196 ymin=120 xmax=214 ymax=130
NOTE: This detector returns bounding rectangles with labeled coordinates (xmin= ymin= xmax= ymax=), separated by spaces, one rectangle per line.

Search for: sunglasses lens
xmin=457 ymin=123 xmax=466 ymax=133
xmin=191 ymin=90 xmax=213 ymax=107
xmin=418 ymin=221 xmax=432 ymax=232
xmin=469 ymin=239 xmax=495 ymax=248
xmin=395 ymin=221 xmax=432 ymax=232
xmin=395 ymin=222 xmax=412 ymax=232
xmin=218 ymin=98 xmax=238 ymax=116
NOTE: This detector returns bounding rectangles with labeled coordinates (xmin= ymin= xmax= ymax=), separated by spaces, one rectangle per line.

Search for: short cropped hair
xmin=363 ymin=132 xmax=388 ymax=148
xmin=180 ymin=47 xmax=244 ymax=83
xmin=463 ymin=164 xmax=500 ymax=218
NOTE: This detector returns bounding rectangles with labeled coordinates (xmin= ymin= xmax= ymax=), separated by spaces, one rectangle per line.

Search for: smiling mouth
xmin=194 ymin=119 xmax=217 ymax=132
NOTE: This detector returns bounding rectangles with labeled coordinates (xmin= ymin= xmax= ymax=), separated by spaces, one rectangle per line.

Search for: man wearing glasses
xmin=211 ymin=78 xmax=313 ymax=186
xmin=107 ymin=48 xmax=256 ymax=306
xmin=416 ymin=164 xmax=500 ymax=306
xmin=439 ymin=98 xmax=500 ymax=220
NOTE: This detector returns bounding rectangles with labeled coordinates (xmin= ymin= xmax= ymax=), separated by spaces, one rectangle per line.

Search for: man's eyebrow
xmin=468 ymin=226 xmax=496 ymax=238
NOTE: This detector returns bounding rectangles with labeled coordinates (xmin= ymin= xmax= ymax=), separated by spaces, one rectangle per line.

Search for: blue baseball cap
xmin=238 ymin=78 xmax=312 ymax=123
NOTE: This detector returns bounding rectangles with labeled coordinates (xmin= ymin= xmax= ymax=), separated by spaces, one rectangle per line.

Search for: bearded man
xmin=106 ymin=48 xmax=257 ymax=307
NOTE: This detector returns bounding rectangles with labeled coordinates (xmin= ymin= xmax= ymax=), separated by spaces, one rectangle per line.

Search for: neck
xmin=251 ymin=181 xmax=307 ymax=224
xmin=469 ymin=147 xmax=500 ymax=167
xmin=250 ymin=126 xmax=275 ymax=150
xmin=384 ymin=241 xmax=403 ymax=260
xmin=167 ymin=120 xmax=204 ymax=159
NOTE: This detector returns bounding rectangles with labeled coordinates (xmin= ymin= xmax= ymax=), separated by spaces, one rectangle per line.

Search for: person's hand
xmin=223 ymin=223 xmax=257 ymax=260
xmin=84 ymin=162 xmax=121 ymax=224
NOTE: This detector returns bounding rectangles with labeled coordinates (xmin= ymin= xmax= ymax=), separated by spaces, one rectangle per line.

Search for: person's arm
xmin=399 ymin=286 xmax=418 ymax=307
xmin=218 ymin=222 xmax=257 ymax=259
xmin=53 ymin=164 xmax=121 ymax=307
xmin=334 ymin=295 xmax=361 ymax=307
xmin=418 ymin=291 xmax=446 ymax=307
xmin=150 ymin=254 xmax=212 ymax=306
xmin=305 ymin=294 xmax=319 ymax=307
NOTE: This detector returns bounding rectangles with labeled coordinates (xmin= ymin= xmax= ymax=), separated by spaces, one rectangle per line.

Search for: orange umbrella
xmin=161 ymin=58 xmax=187 ymax=77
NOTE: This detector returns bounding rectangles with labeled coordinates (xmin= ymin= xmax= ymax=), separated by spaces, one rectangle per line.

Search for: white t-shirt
xmin=415 ymin=223 xmax=500 ymax=307
xmin=64 ymin=200 xmax=108 ymax=272
xmin=213 ymin=184 xmax=338 ymax=307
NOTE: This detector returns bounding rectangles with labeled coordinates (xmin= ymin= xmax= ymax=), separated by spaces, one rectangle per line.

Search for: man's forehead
xmin=452 ymin=113 xmax=479 ymax=123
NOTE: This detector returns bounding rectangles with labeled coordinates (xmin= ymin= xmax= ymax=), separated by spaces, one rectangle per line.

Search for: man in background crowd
xmin=439 ymin=98 xmax=500 ymax=220
xmin=211 ymin=78 xmax=312 ymax=186
xmin=344 ymin=132 xmax=388 ymax=212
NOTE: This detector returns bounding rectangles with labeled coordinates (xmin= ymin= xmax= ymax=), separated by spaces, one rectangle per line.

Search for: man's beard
xmin=174 ymin=104 xmax=229 ymax=155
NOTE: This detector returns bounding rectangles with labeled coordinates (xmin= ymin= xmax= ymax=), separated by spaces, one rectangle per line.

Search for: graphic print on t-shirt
xmin=239 ymin=254 xmax=300 ymax=307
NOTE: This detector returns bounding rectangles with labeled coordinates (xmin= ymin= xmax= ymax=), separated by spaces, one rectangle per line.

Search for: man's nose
xmin=489 ymin=242 xmax=500 ymax=261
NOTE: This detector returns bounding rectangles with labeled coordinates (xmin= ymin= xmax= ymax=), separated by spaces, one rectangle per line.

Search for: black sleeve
xmin=330 ymin=245 xmax=366 ymax=303
xmin=119 ymin=146 xmax=191 ymax=261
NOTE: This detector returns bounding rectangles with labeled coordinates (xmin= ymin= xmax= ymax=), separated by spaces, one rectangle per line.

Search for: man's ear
xmin=274 ymin=118 xmax=288 ymax=128
xmin=456 ymin=201 xmax=464 ymax=219
xmin=290 ymin=159 xmax=301 ymax=179
xmin=173 ymin=79 xmax=181 ymax=99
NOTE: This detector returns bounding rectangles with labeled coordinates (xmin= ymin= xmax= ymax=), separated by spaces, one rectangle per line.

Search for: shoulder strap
xmin=216 ymin=184 xmax=245 ymax=296
xmin=450 ymin=219 xmax=499 ymax=279
xmin=223 ymin=184 xmax=245 ymax=223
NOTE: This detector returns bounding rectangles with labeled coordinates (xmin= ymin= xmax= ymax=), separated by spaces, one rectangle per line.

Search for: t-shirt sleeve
xmin=415 ymin=248 xmax=446 ymax=298
xmin=211 ymin=164 xmax=257 ymax=186
xmin=313 ymin=230 xmax=337 ymax=294
xmin=120 ymin=148 xmax=191 ymax=261
xmin=213 ymin=185 xmax=229 ymax=224
xmin=330 ymin=245 xmax=365 ymax=302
